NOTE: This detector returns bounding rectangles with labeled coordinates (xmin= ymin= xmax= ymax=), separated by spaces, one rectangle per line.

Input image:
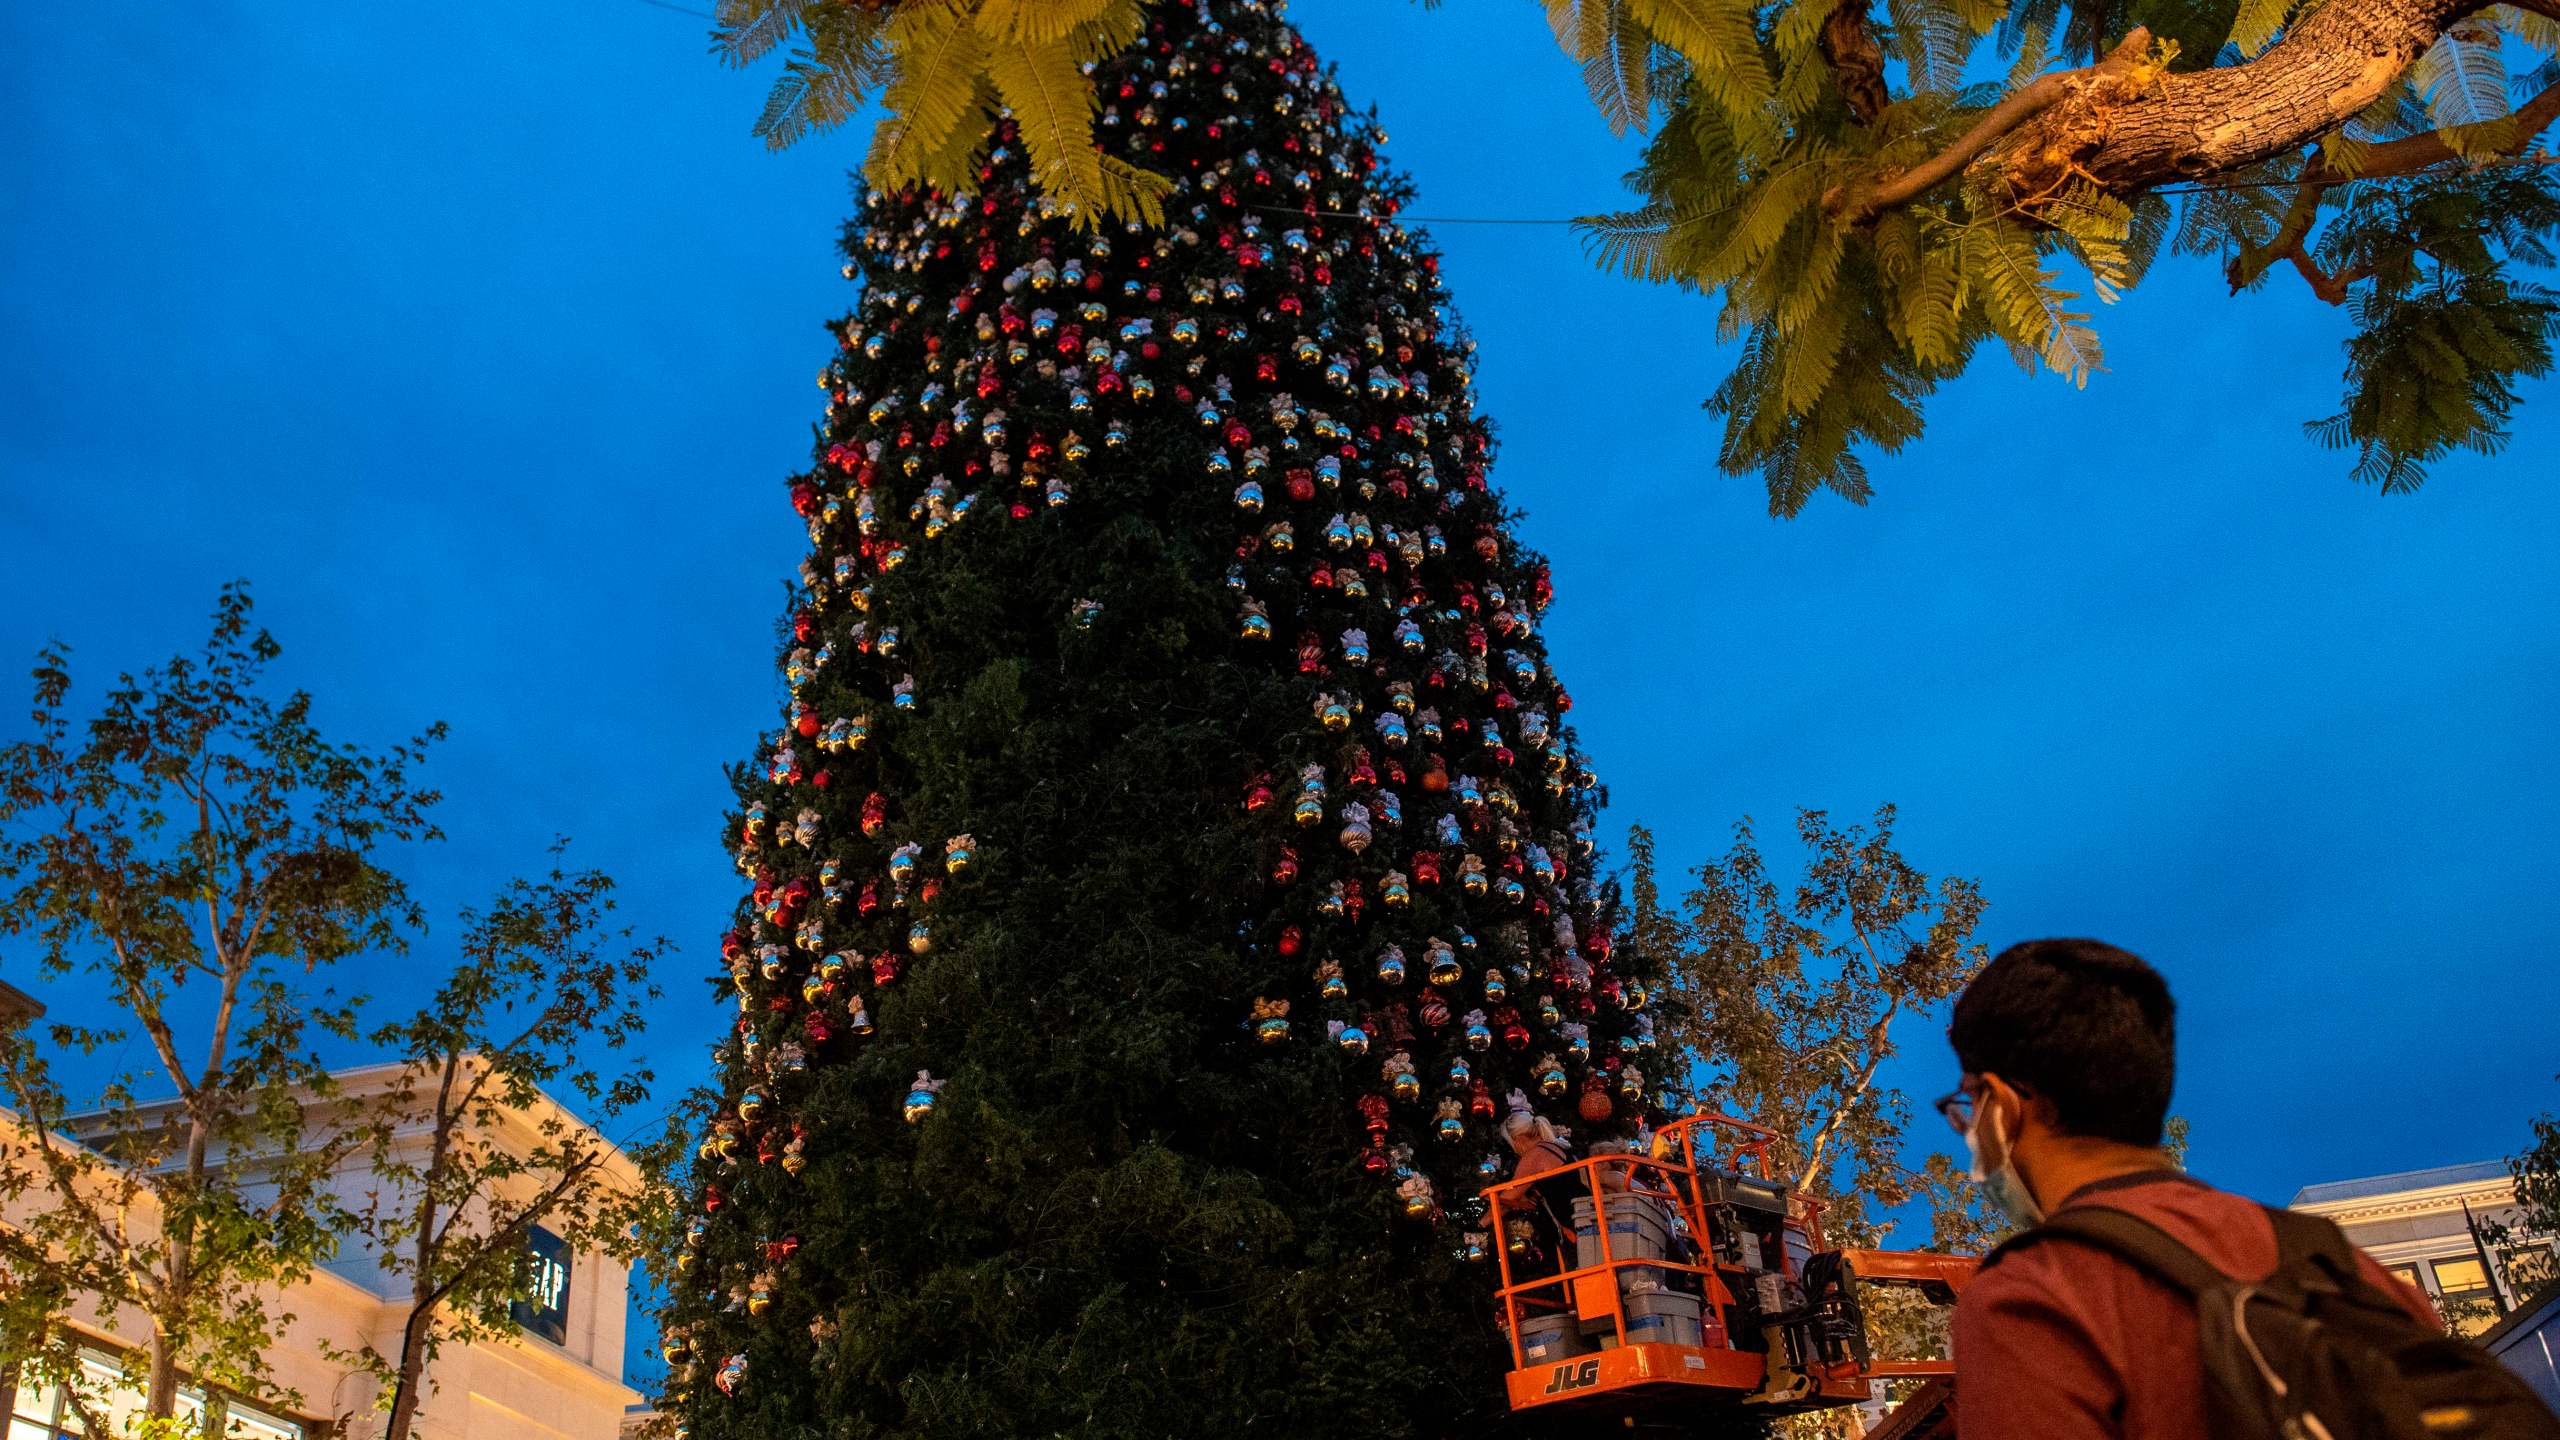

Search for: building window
xmin=2429 ymin=1256 xmax=2500 ymax=1337
xmin=2499 ymin=1239 xmax=2558 ymax=1298
xmin=6 ymin=1350 xmax=302 ymax=1440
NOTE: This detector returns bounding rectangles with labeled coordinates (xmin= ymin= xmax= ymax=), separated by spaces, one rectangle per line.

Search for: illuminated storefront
xmin=2 ymin=1063 xmax=644 ymax=1440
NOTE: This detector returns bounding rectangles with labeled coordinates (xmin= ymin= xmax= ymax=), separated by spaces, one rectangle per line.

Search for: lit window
xmin=4 ymin=1351 xmax=301 ymax=1440
xmin=11 ymin=1374 xmax=62 ymax=1440
xmin=219 ymin=1399 xmax=305 ymax=1440
xmin=2430 ymin=1256 xmax=2499 ymax=1336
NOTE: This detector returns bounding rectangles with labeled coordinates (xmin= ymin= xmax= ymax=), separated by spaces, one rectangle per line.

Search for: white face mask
xmin=1964 ymin=1096 xmax=2045 ymax=1226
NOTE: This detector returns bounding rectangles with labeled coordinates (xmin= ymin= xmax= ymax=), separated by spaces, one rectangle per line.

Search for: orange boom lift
xmin=1485 ymin=1113 xmax=1977 ymax=1436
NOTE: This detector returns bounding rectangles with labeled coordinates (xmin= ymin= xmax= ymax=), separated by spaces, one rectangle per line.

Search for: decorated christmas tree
xmin=660 ymin=3 xmax=1667 ymax=1434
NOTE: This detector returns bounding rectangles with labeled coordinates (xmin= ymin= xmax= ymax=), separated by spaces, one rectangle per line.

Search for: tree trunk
xmin=144 ymin=1328 xmax=182 ymax=1423
xmin=146 ymin=1104 xmax=212 ymax=1421
xmin=1995 ymin=0 xmax=2484 ymax=201
xmin=380 ymin=1305 xmax=437 ymax=1440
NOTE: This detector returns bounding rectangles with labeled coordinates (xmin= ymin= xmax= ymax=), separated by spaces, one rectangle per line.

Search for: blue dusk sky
xmin=4 ymin=0 xmax=2553 ymax=1304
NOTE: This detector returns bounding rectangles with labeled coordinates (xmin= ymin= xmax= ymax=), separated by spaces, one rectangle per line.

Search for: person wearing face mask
xmin=1941 ymin=938 xmax=2441 ymax=1440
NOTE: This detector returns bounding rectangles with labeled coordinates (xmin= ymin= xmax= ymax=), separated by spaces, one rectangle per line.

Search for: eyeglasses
xmin=1932 ymin=1088 xmax=1975 ymax=1136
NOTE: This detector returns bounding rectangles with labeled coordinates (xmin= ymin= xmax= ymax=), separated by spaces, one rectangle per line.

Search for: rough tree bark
xmin=1826 ymin=0 xmax=2530 ymax=223
xmin=1823 ymin=0 xmax=1894 ymax=127
xmin=2001 ymin=0 xmax=2480 ymax=195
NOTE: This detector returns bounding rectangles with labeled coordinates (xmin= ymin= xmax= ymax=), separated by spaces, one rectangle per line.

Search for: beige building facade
xmin=2 ymin=1063 xmax=645 ymax=1440
xmin=2291 ymin=1159 xmax=2555 ymax=1337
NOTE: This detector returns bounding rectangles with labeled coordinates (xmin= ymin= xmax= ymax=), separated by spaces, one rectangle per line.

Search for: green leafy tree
xmin=1629 ymin=808 xmax=1998 ymax=1257
xmin=714 ymin=0 xmax=2559 ymax=509
xmin=349 ymin=857 xmax=668 ymax=1440
xmin=2480 ymin=1080 xmax=2560 ymax=1301
xmin=0 ymin=585 xmax=444 ymax=1430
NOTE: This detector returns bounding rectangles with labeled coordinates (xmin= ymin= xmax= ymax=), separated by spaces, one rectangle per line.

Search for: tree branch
xmin=1826 ymin=30 xmax=2155 ymax=223
xmin=419 ymin=1147 xmax=602 ymax=1315
xmin=2237 ymin=79 xmax=2560 ymax=298
xmin=1995 ymin=0 xmax=2504 ymax=202
xmin=1794 ymin=994 xmax=1900 ymax=1191
xmin=1821 ymin=0 xmax=1893 ymax=128
xmin=1833 ymin=0 xmax=2519 ymax=227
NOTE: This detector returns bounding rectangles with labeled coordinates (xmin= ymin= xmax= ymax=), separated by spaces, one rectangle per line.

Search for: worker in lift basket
xmin=1501 ymin=1097 xmax=1581 ymax=1276
xmin=1942 ymin=938 xmax=2444 ymax=1440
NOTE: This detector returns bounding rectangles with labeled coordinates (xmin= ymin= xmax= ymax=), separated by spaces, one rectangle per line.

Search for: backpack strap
xmin=2264 ymin=1205 xmax=2360 ymax=1273
xmin=1986 ymin=1206 xmax=2232 ymax=1297
xmin=2263 ymin=1205 xmax=2413 ymax=1311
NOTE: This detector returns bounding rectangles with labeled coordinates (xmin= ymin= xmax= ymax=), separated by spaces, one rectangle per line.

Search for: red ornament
xmin=1577 ymin=1076 xmax=1613 ymax=1123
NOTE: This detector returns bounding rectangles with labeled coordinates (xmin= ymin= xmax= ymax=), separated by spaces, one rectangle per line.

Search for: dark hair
xmin=1948 ymin=938 xmax=2176 ymax=1147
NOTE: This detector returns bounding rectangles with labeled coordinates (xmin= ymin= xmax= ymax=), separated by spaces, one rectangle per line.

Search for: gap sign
xmin=511 ymin=1225 xmax=573 ymax=1345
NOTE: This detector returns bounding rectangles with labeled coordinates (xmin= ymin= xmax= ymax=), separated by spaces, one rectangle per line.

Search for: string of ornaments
xmin=666 ymin=0 xmax=1675 ymax=1411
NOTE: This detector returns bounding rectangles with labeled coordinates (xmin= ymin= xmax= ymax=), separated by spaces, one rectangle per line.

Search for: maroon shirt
xmin=1953 ymin=1171 xmax=2440 ymax=1439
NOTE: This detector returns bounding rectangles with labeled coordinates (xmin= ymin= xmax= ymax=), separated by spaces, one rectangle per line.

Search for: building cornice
xmin=2293 ymin=1178 xmax=2517 ymax=1226
xmin=55 ymin=1056 xmax=646 ymax=1192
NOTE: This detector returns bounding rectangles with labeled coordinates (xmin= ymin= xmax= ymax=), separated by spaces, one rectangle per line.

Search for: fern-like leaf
xmin=2005 ymin=20 xmax=2053 ymax=89
xmin=2412 ymin=26 xmax=2511 ymax=128
xmin=1888 ymin=0 xmax=1979 ymax=94
xmin=1962 ymin=221 xmax=2103 ymax=383
xmin=976 ymin=0 xmax=1124 ymax=45
xmin=2228 ymin=0 xmax=2297 ymax=57
xmin=865 ymin=1 xmax=988 ymax=189
xmin=2490 ymin=2 xmax=2560 ymax=55
xmin=2046 ymin=181 xmax=2136 ymax=300
xmin=1626 ymin=0 xmax=1777 ymax=141
xmin=983 ymin=36 xmax=1107 ymax=224
xmin=1576 ymin=203 xmax=1685 ymax=284
xmin=1591 ymin=2 xmax=1659 ymax=134
xmin=715 ymin=0 xmax=809 ymax=67
xmin=1097 ymin=155 xmax=1174 ymax=228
